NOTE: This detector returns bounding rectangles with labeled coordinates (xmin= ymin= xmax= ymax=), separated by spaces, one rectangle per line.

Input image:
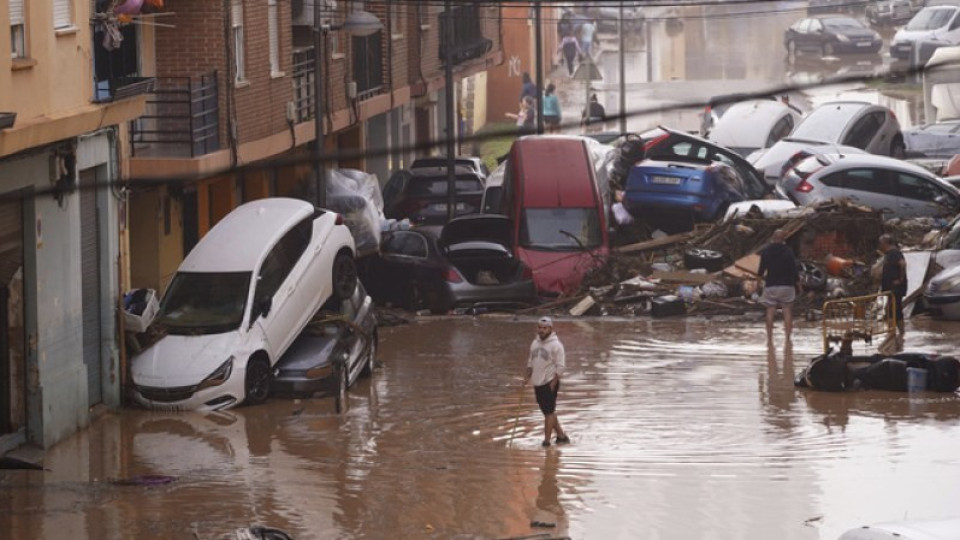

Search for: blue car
xmin=623 ymin=158 xmax=769 ymax=233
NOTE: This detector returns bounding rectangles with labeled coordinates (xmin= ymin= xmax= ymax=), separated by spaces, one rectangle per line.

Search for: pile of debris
xmin=568 ymin=201 xmax=893 ymax=320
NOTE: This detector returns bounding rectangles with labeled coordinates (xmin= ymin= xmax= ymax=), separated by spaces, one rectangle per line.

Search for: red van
xmin=493 ymin=135 xmax=609 ymax=296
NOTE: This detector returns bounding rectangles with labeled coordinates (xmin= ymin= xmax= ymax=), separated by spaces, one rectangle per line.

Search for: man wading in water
xmin=524 ymin=317 xmax=570 ymax=447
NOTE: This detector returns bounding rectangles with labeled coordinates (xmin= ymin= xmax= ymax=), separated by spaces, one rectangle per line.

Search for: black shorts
xmin=544 ymin=115 xmax=560 ymax=126
xmin=534 ymin=381 xmax=560 ymax=415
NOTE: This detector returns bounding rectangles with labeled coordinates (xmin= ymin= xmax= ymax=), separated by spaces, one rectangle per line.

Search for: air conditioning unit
xmin=292 ymin=0 xmax=338 ymax=27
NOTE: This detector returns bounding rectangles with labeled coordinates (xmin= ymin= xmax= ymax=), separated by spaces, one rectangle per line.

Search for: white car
xmin=924 ymin=263 xmax=960 ymax=320
xmin=750 ymin=101 xmax=905 ymax=184
xmin=890 ymin=4 xmax=960 ymax=60
xmin=131 ymin=198 xmax=357 ymax=412
xmin=839 ymin=517 xmax=960 ymax=539
xmin=777 ymin=152 xmax=960 ymax=218
xmin=707 ymin=99 xmax=802 ymax=158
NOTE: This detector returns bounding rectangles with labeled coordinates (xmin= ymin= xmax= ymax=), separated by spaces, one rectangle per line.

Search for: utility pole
xmin=313 ymin=0 xmax=326 ymax=208
xmin=534 ymin=0 xmax=544 ymax=134
xmin=619 ymin=0 xmax=627 ymax=134
xmin=444 ymin=0 xmax=456 ymax=223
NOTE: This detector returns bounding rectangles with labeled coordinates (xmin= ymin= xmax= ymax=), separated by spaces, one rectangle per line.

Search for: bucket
xmin=906 ymin=367 xmax=927 ymax=392
xmin=825 ymin=254 xmax=854 ymax=277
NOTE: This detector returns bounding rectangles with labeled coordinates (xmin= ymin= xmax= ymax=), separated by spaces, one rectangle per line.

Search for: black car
xmin=382 ymin=166 xmax=485 ymax=226
xmin=271 ymin=282 xmax=377 ymax=400
xmin=359 ymin=215 xmax=537 ymax=314
xmin=784 ymin=15 xmax=883 ymax=57
xmin=865 ymin=0 xmax=914 ymax=26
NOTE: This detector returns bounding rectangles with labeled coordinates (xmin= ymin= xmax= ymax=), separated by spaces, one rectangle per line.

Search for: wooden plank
xmin=723 ymin=253 xmax=761 ymax=279
xmin=569 ymin=296 xmax=597 ymax=316
xmin=615 ymin=232 xmax=693 ymax=254
xmin=648 ymin=270 xmax=716 ymax=285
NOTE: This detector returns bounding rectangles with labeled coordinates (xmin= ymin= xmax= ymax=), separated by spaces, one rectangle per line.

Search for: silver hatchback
xmin=777 ymin=153 xmax=960 ymax=218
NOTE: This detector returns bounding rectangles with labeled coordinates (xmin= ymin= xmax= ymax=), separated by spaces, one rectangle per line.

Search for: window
xmin=9 ymin=0 xmax=25 ymax=58
xmin=268 ymin=0 xmax=280 ymax=75
xmin=766 ymin=116 xmax=795 ymax=148
xmin=843 ymin=112 xmax=884 ymax=149
xmin=352 ymin=31 xmax=384 ymax=95
xmin=520 ymin=208 xmax=603 ymax=250
xmin=232 ymin=0 xmax=246 ymax=83
xmin=255 ymin=218 xmax=313 ymax=302
xmin=383 ymin=232 xmax=428 ymax=258
xmin=53 ymin=0 xmax=72 ymax=30
xmin=842 ymin=169 xmax=897 ymax=195
xmin=390 ymin=0 xmax=403 ymax=37
xmin=896 ymin=173 xmax=946 ymax=202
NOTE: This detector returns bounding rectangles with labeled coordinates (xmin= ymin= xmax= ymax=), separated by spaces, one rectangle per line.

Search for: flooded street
xmin=3 ymin=316 xmax=959 ymax=539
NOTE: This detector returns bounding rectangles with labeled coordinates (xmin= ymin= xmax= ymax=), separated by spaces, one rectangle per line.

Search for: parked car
xmin=493 ymin=135 xmax=610 ymax=296
xmin=706 ymin=99 xmax=803 ymax=157
xmin=359 ymin=214 xmax=537 ymax=313
xmin=410 ymin=155 xmax=489 ymax=179
xmin=382 ymin=166 xmax=485 ymax=226
xmin=131 ymin=198 xmax=358 ymax=412
xmin=839 ymin=517 xmax=960 ymax=539
xmin=784 ymin=15 xmax=883 ymax=57
xmin=271 ymin=281 xmax=377 ymax=399
xmin=924 ymin=263 xmax=960 ymax=319
xmin=777 ymin=152 xmax=960 ymax=218
xmin=623 ymin=158 xmax=771 ymax=233
xmin=808 ymin=0 xmax=860 ymax=15
xmin=890 ymin=3 xmax=960 ymax=59
xmin=750 ymin=101 xmax=905 ymax=183
xmin=641 ymin=126 xmax=770 ymax=192
xmin=786 ymin=53 xmax=884 ymax=86
xmin=865 ymin=0 xmax=915 ymax=25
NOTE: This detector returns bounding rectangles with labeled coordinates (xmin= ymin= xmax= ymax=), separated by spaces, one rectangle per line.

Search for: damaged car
xmin=271 ymin=282 xmax=377 ymax=399
xmin=131 ymin=198 xmax=357 ymax=412
xmin=359 ymin=214 xmax=537 ymax=313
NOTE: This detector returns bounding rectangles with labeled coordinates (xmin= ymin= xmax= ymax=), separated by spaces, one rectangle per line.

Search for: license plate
xmin=856 ymin=41 xmax=871 ymax=47
xmin=651 ymin=175 xmax=681 ymax=185
xmin=431 ymin=202 xmax=468 ymax=212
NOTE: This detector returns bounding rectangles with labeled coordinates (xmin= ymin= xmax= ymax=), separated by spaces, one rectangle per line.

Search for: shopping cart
xmin=821 ymin=292 xmax=899 ymax=355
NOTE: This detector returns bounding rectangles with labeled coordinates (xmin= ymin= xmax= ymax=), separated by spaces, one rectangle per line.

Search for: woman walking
xmin=542 ymin=83 xmax=561 ymax=133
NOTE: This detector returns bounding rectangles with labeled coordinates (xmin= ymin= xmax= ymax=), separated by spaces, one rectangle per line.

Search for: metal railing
xmin=130 ymin=71 xmax=220 ymax=158
xmin=292 ymin=47 xmax=316 ymax=123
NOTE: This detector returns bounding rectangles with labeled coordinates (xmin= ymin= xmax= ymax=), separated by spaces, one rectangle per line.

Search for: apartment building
xmin=127 ymin=1 xmax=504 ymax=295
xmin=0 ymin=0 xmax=156 ymax=451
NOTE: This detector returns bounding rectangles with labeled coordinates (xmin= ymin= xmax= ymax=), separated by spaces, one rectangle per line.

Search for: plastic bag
xmin=326 ymin=169 xmax=385 ymax=256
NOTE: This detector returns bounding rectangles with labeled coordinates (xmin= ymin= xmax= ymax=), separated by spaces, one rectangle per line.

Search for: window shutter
xmin=268 ymin=0 xmax=279 ymax=72
xmin=9 ymin=0 xmax=24 ymax=25
xmin=54 ymin=0 xmax=73 ymax=28
xmin=231 ymin=0 xmax=243 ymax=27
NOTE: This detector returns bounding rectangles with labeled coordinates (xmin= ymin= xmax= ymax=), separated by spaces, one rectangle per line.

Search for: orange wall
xmin=487 ymin=6 xmax=558 ymax=123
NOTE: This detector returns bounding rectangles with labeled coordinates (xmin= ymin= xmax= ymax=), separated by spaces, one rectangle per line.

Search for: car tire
xmin=799 ymin=261 xmax=827 ymax=292
xmin=890 ymin=136 xmax=906 ymax=159
xmin=243 ymin=358 xmax=271 ymax=406
xmin=404 ymin=282 xmax=425 ymax=311
xmin=335 ymin=359 xmax=349 ymax=414
xmin=332 ymin=252 xmax=357 ymax=301
xmin=684 ymin=248 xmax=726 ymax=273
xmin=361 ymin=331 xmax=377 ymax=378
xmin=822 ymin=42 xmax=835 ymax=57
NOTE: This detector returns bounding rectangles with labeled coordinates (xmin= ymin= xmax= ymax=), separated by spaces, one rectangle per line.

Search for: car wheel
xmin=404 ymin=282 xmax=425 ymax=311
xmin=822 ymin=42 xmax=835 ymax=57
xmin=332 ymin=252 xmax=357 ymax=301
xmin=361 ymin=331 xmax=377 ymax=378
xmin=890 ymin=136 xmax=906 ymax=159
xmin=684 ymin=248 xmax=726 ymax=272
xmin=243 ymin=358 xmax=271 ymax=406
xmin=799 ymin=261 xmax=827 ymax=292
xmin=335 ymin=359 xmax=349 ymax=414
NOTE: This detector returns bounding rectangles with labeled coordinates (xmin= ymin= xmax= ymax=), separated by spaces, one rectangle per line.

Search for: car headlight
xmin=836 ymin=34 xmax=850 ymax=42
xmin=197 ymin=357 xmax=234 ymax=390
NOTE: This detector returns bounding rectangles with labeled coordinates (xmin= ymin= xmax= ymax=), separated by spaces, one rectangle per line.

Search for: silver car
xmin=750 ymin=101 xmax=905 ymax=183
xmin=777 ymin=153 xmax=960 ymax=218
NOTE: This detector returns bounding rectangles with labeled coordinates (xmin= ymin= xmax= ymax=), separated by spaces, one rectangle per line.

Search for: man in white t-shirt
xmin=524 ymin=317 xmax=570 ymax=447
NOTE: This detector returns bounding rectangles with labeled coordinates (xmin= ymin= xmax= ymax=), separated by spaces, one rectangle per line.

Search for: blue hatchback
xmin=623 ymin=158 xmax=769 ymax=232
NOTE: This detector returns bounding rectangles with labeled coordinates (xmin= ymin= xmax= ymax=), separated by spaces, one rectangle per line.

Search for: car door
xmin=252 ymin=220 xmax=313 ymax=360
xmin=834 ymin=168 xmax=900 ymax=214
xmin=843 ymin=111 xmax=886 ymax=153
xmin=370 ymin=231 xmax=435 ymax=305
xmin=893 ymin=171 xmax=960 ymax=217
xmin=807 ymin=18 xmax=824 ymax=52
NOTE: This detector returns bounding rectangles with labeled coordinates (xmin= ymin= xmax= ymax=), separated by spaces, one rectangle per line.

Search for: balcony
xmin=130 ymin=72 xmax=220 ymax=158
xmin=292 ymin=47 xmax=317 ymax=124
xmin=92 ymin=19 xmax=156 ymax=103
xmin=439 ymin=5 xmax=493 ymax=66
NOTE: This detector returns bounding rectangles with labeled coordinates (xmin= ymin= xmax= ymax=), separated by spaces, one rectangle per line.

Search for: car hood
xmin=926 ymin=263 xmax=960 ymax=296
xmin=894 ymin=27 xmax=945 ymax=42
xmin=273 ymin=334 xmax=338 ymax=371
xmin=834 ymin=27 xmax=878 ymax=40
xmin=440 ymin=214 xmax=513 ymax=248
xmin=132 ymin=331 xmax=242 ymax=387
xmin=518 ymin=246 xmax=607 ymax=296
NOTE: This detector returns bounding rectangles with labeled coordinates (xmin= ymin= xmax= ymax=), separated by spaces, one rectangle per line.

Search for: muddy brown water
xmin=2 ymin=316 xmax=959 ymax=540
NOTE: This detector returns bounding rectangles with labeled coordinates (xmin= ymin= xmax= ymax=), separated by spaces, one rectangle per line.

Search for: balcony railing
xmin=292 ymin=47 xmax=316 ymax=124
xmin=92 ymin=19 xmax=156 ymax=103
xmin=130 ymin=72 xmax=220 ymax=158
xmin=439 ymin=4 xmax=493 ymax=66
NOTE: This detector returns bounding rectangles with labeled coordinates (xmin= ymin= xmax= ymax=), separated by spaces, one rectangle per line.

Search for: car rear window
xmin=408 ymin=176 xmax=483 ymax=197
xmin=519 ymin=208 xmax=602 ymax=251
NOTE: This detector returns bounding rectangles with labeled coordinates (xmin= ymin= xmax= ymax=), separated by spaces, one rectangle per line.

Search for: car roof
xmin=793 ymin=101 xmax=873 ymax=140
xmin=823 ymin=152 xmax=939 ymax=175
xmin=180 ymin=198 xmax=315 ymax=273
xmin=710 ymin=101 xmax=794 ymax=146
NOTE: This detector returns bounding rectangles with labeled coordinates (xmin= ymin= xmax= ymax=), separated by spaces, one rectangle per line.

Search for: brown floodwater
xmin=2 ymin=316 xmax=960 ymax=540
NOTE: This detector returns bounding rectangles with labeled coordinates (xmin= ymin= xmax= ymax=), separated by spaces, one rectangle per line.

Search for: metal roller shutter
xmin=53 ymin=0 xmax=72 ymax=29
xmin=80 ymin=170 xmax=102 ymax=406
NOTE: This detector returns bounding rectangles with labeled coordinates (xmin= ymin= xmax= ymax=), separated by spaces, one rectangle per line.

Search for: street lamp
xmin=313 ymin=8 xmax=383 ymax=208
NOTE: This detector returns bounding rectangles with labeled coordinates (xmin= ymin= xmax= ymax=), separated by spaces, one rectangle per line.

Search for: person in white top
xmin=523 ymin=317 xmax=569 ymax=447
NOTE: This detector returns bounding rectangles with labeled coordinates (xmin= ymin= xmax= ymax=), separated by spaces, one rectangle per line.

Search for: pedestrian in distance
xmin=758 ymin=228 xmax=800 ymax=347
xmin=579 ymin=18 xmax=597 ymax=60
xmin=542 ymin=83 xmax=562 ymax=133
xmin=879 ymin=234 xmax=907 ymax=336
xmin=520 ymin=72 xmax=537 ymax=103
xmin=559 ymin=35 xmax=582 ymax=77
xmin=523 ymin=317 xmax=570 ymax=448
xmin=581 ymin=94 xmax=606 ymax=133
xmin=505 ymin=96 xmax=537 ymax=136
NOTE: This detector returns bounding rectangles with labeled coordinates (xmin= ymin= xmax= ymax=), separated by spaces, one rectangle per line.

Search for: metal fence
xmin=130 ymin=71 xmax=220 ymax=158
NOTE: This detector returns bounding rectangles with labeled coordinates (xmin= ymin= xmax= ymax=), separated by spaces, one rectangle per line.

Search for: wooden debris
xmin=569 ymin=296 xmax=597 ymax=316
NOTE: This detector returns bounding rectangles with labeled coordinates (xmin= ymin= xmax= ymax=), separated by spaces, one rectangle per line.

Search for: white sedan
xmin=131 ymin=198 xmax=357 ymax=412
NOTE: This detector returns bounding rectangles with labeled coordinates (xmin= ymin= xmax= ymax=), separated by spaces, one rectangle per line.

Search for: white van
xmin=890 ymin=3 xmax=960 ymax=59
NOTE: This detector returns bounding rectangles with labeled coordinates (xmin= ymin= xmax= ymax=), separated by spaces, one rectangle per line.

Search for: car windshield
xmin=155 ymin=271 xmax=251 ymax=334
xmin=408 ymin=176 xmax=483 ymax=197
xmin=520 ymin=208 xmax=602 ymax=251
xmin=906 ymin=7 xmax=956 ymax=30
xmin=824 ymin=17 xmax=862 ymax=29
xmin=792 ymin=104 xmax=864 ymax=141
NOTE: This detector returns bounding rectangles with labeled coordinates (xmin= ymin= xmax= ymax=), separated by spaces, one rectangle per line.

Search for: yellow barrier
xmin=822 ymin=292 xmax=897 ymax=354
